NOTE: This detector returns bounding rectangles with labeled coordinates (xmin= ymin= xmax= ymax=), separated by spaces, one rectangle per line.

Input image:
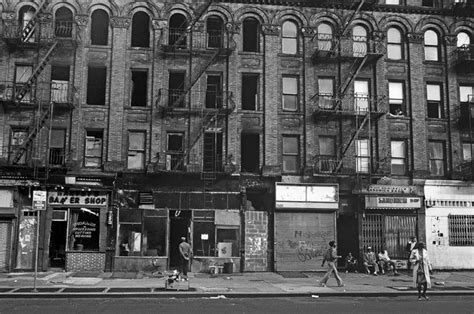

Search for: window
xmin=318 ymin=136 xmax=336 ymax=173
xmin=216 ymin=226 xmax=240 ymax=257
xmin=282 ymin=21 xmax=298 ymax=54
xmin=68 ymin=208 xmax=100 ymax=251
xmin=131 ymin=70 xmax=147 ymax=107
xmin=19 ymin=6 xmax=36 ymax=42
xmin=386 ymin=0 xmax=400 ymax=4
xmin=55 ymin=7 xmax=73 ymax=38
xmin=168 ymin=72 xmax=186 ymax=108
xmin=9 ymin=129 xmax=28 ymax=164
xmin=166 ymin=132 xmax=184 ymax=171
xmin=282 ymin=135 xmax=299 ymax=173
xmin=429 ymin=141 xmax=445 ymax=176
xmin=391 ymin=140 xmax=406 ymax=175
xmin=387 ymin=28 xmax=403 ymax=60
xmin=119 ymin=209 xmax=167 ymax=256
xmin=353 ymin=25 xmax=368 ymax=57
xmin=356 ymin=139 xmax=370 ymax=173
xmin=203 ymin=133 xmax=223 ymax=172
xmin=282 ymin=76 xmax=298 ymax=111
xmin=318 ymin=78 xmax=334 ymax=109
xmin=15 ymin=65 xmax=33 ymax=102
xmin=207 ymin=16 xmax=224 ymax=48
xmin=424 ymin=30 xmax=439 ymax=61
xmin=427 ymin=83 xmax=443 ymax=118
xmin=243 ymin=17 xmax=260 ymax=52
xmin=389 ymin=81 xmax=405 ymax=115
xmin=84 ymin=130 xmax=103 ymax=167
xmin=91 ymin=9 xmax=109 ymax=45
xmin=242 ymin=73 xmax=259 ymax=110
xmin=206 ymin=74 xmax=222 ymax=109
xmin=131 ymin=11 xmax=150 ymax=48
xmin=49 ymin=129 xmax=66 ymax=166
xmin=422 ymin=0 xmax=435 ymax=6
xmin=354 ymin=80 xmax=369 ymax=112
xmin=460 ymin=85 xmax=473 ymax=103
xmin=317 ymin=23 xmax=333 ymax=52
xmin=241 ymin=133 xmax=260 ymax=173
xmin=127 ymin=131 xmax=146 ymax=170
xmin=87 ymin=66 xmax=107 ymax=105
xmin=448 ymin=215 xmax=474 ymax=246
xmin=193 ymin=211 xmax=215 ymax=257
xmin=462 ymin=142 xmax=473 ymax=161
xmin=168 ymin=13 xmax=188 ymax=48
xmin=457 ymin=31 xmax=471 ymax=48
xmin=51 ymin=65 xmax=69 ymax=103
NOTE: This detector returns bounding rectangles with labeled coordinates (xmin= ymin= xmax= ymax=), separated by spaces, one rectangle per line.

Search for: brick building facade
xmin=0 ymin=0 xmax=473 ymax=272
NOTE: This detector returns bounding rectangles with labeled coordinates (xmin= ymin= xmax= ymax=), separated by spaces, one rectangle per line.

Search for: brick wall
xmin=244 ymin=211 xmax=268 ymax=271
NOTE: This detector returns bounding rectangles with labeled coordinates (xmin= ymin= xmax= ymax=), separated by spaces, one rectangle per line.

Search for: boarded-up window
xmin=127 ymin=131 xmax=145 ymax=170
xmin=84 ymin=130 xmax=103 ymax=167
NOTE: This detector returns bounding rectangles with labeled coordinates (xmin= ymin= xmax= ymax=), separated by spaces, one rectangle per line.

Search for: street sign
xmin=32 ymin=190 xmax=47 ymax=211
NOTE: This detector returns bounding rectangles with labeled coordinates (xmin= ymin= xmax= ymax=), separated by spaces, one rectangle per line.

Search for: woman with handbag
xmin=409 ymin=242 xmax=432 ymax=300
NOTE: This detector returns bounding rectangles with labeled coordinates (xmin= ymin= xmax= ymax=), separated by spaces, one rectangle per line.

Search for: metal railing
xmin=161 ymin=30 xmax=234 ymax=51
xmin=311 ymin=35 xmax=385 ymax=60
xmin=312 ymin=94 xmax=386 ymax=113
xmin=157 ymin=88 xmax=231 ymax=111
xmin=0 ymin=81 xmax=73 ymax=105
xmin=454 ymin=44 xmax=474 ymax=62
xmin=2 ymin=20 xmax=76 ymax=43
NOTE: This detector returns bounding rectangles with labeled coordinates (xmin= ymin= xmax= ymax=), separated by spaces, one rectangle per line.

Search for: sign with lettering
xmin=365 ymin=185 xmax=419 ymax=195
xmin=365 ymin=196 xmax=421 ymax=209
xmin=32 ymin=190 xmax=47 ymax=211
xmin=48 ymin=191 xmax=108 ymax=207
xmin=72 ymin=221 xmax=97 ymax=239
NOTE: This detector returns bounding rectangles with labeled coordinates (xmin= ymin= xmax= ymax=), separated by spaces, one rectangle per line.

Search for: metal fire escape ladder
xmin=20 ymin=0 xmax=49 ymax=43
xmin=340 ymin=0 xmax=366 ymax=37
xmin=339 ymin=54 xmax=369 ymax=96
xmin=170 ymin=0 xmax=213 ymax=48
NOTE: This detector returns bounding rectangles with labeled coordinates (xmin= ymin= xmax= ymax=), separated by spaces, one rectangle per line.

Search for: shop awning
xmin=365 ymin=196 xmax=421 ymax=210
xmin=0 ymin=207 xmax=16 ymax=216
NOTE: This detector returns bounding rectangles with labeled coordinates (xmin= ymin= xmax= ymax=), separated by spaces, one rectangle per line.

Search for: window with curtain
xmin=429 ymin=141 xmax=445 ymax=176
xmin=282 ymin=136 xmax=299 ymax=173
xmin=387 ymin=27 xmax=403 ymax=60
xmin=282 ymin=21 xmax=298 ymax=54
xmin=356 ymin=139 xmax=370 ymax=173
xmin=424 ymin=30 xmax=439 ymax=61
xmin=352 ymin=25 xmax=367 ymax=57
xmin=391 ymin=140 xmax=406 ymax=175
xmin=68 ymin=208 xmax=100 ymax=251
xmin=317 ymin=23 xmax=333 ymax=52
xmin=318 ymin=78 xmax=334 ymax=109
xmin=427 ymin=83 xmax=443 ymax=118
xmin=389 ymin=81 xmax=405 ymax=115
xmin=127 ymin=131 xmax=146 ymax=170
xmin=282 ymin=76 xmax=298 ymax=111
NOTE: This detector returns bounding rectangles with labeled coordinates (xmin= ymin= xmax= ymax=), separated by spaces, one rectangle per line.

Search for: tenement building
xmin=0 ymin=0 xmax=473 ymax=273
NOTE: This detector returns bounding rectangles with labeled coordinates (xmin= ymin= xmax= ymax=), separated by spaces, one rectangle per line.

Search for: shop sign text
xmin=48 ymin=191 xmax=108 ymax=207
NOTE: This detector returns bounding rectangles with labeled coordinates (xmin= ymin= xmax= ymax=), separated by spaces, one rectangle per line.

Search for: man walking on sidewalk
xmin=320 ymin=241 xmax=344 ymax=287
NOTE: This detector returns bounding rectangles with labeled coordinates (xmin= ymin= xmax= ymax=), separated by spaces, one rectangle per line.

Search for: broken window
xmin=19 ymin=5 xmax=36 ymax=42
xmin=241 ymin=133 xmax=259 ymax=173
xmin=51 ymin=65 xmax=70 ymax=103
xmin=206 ymin=74 xmax=222 ymax=109
xmin=127 ymin=131 xmax=146 ymax=170
xmin=131 ymin=70 xmax=148 ymax=107
xmin=91 ymin=9 xmax=109 ymax=45
xmin=169 ymin=13 xmax=188 ymax=48
xmin=242 ymin=17 xmax=260 ymax=52
xmin=55 ymin=7 xmax=73 ymax=38
xmin=166 ymin=132 xmax=184 ymax=171
xmin=84 ymin=130 xmax=103 ymax=167
xmin=207 ymin=16 xmax=224 ymax=48
xmin=131 ymin=11 xmax=150 ymax=48
xmin=168 ymin=72 xmax=186 ymax=108
xmin=241 ymin=73 xmax=258 ymax=110
xmin=87 ymin=66 xmax=107 ymax=105
xmin=49 ymin=129 xmax=66 ymax=166
xmin=14 ymin=65 xmax=33 ymax=102
xmin=9 ymin=129 xmax=28 ymax=164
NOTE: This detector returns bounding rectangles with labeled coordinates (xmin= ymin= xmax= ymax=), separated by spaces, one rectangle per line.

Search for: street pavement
xmin=0 ymin=269 xmax=473 ymax=298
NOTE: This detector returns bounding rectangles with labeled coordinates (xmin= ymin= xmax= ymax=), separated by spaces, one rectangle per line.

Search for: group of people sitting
xmin=344 ymin=246 xmax=400 ymax=276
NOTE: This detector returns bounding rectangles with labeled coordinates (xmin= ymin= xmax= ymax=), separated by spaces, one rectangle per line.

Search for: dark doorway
xmin=169 ymin=210 xmax=191 ymax=269
xmin=49 ymin=220 xmax=67 ymax=268
xmin=241 ymin=133 xmax=260 ymax=173
xmin=336 ymin=214 xmax=358 ymax=267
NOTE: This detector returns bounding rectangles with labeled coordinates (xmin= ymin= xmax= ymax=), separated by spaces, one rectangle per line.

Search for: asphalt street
xmin=0 ymin=296 xmax=473 ymax=314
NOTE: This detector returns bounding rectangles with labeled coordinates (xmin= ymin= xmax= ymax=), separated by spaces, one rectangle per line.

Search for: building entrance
xmin=49 ymin=220 xmax=67 ymax=268
xmin=169 ymin=210 xmax=191 ymax=270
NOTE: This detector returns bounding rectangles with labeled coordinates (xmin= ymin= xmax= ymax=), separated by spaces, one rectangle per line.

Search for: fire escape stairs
xmin=340 ymin=0 xmax=366 ymax=37
xmin=20 ymin=0 xmax=49 ymax=43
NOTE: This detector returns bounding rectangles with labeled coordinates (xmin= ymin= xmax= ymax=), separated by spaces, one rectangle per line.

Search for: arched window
xmin=353 ymin=25 xmax=367 ymax=57
xmin=457 ymin=31 xmax=471 ymax=48
xmin=317 ymin=23 xmax=333 ymax=51
xmin=91 ymin=9 xmax=109 ymax=45
xmin=131 ymin=11 xmax=150 ymax=48
xmin=282 ymin=20 xmax=298 ymax=54
xmin=387 ymin=27 xmax=403 ymax=60
xmin=242 ymin=17 xmax=260 ymax=52
xmin=207 ymin=15 xmax=224 ymax=48
xmin=169 ymin=13 xmax=188 ymax=47
xmin=18 ymin=6 xmax=36 ymax=42
xmin=55 ymin=7 xmax=73 ymax=38
xmin=424 ymin=29 xmax=439 ymax=61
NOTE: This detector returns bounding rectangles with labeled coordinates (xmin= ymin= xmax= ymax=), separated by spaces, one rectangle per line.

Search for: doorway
xmin=169 ymin=210 xmax=191 ymax=269
xmin=49 ymin=220 xmax=67 ymax=268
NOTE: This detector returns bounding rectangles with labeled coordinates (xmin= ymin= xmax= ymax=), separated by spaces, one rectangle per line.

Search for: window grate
xmin=448 ymin=215 xmax=474 ymax=246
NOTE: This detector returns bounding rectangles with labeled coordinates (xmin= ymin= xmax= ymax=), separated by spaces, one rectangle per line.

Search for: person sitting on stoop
xmin=363 ymin=246 xmax=380 ymax=276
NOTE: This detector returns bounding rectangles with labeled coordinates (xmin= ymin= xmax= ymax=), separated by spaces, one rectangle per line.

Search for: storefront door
xmin=169 ymin=210 xmax=191 ymax=269
xmin=49 ymin=220 xmax=67 ymax=268
xmin=0 ymin=221 xmax=12 ymax=272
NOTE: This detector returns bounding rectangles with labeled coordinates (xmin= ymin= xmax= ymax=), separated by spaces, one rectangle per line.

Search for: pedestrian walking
xmin=405 ymin=236 xmax=417 ymax=271
xmin=409 ymin=242 xmax=432 ymax=301
xmin=320 ymin=241 xmax=344 ymax=287
xmin=178 ymin=237 xmax=192 ymax=280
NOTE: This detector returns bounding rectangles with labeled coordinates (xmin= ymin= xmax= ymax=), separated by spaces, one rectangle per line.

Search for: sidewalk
xmin=0 ymin=270 xmax=473 ymax=298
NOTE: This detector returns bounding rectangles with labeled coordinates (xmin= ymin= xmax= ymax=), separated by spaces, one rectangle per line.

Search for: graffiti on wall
xmin=246 ymin=236 xmax=267 ymax=256
xmin=430 ymin=216 xmax=446 ymax=246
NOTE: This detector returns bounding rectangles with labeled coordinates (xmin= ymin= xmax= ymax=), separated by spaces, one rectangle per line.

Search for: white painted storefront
xmin=424 ymin=180 xmax=474 ymax=269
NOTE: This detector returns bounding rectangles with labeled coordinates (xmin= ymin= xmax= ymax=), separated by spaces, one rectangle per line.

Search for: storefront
xmin=274 ymin=183 xmax=339 ymax=272
xmin=47 ymin=190 xmax=109 ymax=271
xmin=357 ymin=184 xmax=422 ymax=265
xmin=0 ymin=190 xmax=16 ymax=272
xmin=424 ymin=180 xmax=474 ymax=269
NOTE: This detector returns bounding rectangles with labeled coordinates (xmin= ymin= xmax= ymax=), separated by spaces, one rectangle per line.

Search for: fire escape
xmin=157 ymin=1 xmax=235 ymax=207
xmin=0 ymin=0 xmax=75 ymax=173
xmin=311 ymin=0 xmax=385 ymax=178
